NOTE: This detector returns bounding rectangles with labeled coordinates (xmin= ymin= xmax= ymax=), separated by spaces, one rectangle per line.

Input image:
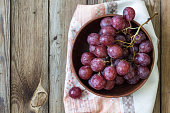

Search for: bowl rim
xmin=71 ymin=14 xmax=155 ymax=98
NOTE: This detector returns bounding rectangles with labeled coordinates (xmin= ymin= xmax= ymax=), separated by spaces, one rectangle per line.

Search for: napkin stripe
xmin=122 ymin=95 xmax=135 ymax=113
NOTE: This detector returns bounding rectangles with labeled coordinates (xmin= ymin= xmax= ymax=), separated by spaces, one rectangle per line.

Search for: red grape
xmin=100 ymin=17 xmax=112 ymax=28
xmin=116 ymin=60 xmax=130 ymax=76
xmin=69 ymin=87 xmax=82 ymax=99
xmin=99 ymin=26 xmax=116 ymax=36
xmin=121 ymin=49 xmax=129 ymax=58
xmin=127 ymin=75 xmax=140 ymax=84
xmin=128 ymin=54 xmax=133 ymax=61
xmin=90 ymin=58 xmax=105 ymax=72
xmin=100 ymin=34 xmax=114 ymax=46
xmin=115 ymin=76 xmax=125 ymax=85
xmin=94 ymin=45 xmax=107 ymax=58
xmin=114 ymin=59 xmax=121 ymax=67
xmin=123 ymin=7 xmax=135 ymax=21
xmin=112 ymin=15 xmax=126 ymax=30
xmin=139 ymin=40 xmax=153 ymax=53
xmin=87 ymin=33 xmax=100 ymax=45
xmin=107 ymin=45 xmax=123 ymax=59
xmin=129 ymin=45 xmax=139 ymax=54
xmin=79 ymin=66 xmax=93 ymax=80
xmin=114 ymin=34 xmax=126 ymax=47
xmin=134 ymin=31 xmax=146 ymax=44
xmin=137 ymin=66 xmax=150 ymax=79
xmin=134 ymin=53 xmax=151 ymax=66
xmin=104 ymin=80 xmax=115 ymax=90
xmin=89 ymin=45 xmax=96 ymax=53
xmin=81 ymin=52 xmax=95 ymax=66
xmin=126 ymin=34 xmax=132 ymax=42
xmin=88 ymin=74 xmax=106 ymax=90
xmin=103 ymin=66 xmax=117 ymax=80
xmin=124 ymin=66 xmax=135 ymax=80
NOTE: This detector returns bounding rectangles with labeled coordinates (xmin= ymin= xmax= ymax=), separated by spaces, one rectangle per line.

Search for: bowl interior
xmin=72 ymin=15 xmax=154 ymax=97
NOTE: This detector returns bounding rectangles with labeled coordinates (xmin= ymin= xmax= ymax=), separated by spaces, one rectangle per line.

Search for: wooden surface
xmin=11 ymin=0 xmax=48 ymax=113
xmin=0 ymin=0 xmax=10 ymax=113
xmin=0 ymin=0 xmax=169 ymax=113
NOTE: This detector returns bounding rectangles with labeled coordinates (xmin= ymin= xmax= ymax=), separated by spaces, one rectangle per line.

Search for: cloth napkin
xmin=64 ymin=0 xmax=159 ymax=113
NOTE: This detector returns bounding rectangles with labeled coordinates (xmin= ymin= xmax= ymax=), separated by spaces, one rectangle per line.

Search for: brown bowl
xmin=71 ymin=14 xmax=154 ymax=98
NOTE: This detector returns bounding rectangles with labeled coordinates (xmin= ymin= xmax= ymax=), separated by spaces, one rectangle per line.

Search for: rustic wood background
xmin=0 ymin=0 xmax=167 ymax=112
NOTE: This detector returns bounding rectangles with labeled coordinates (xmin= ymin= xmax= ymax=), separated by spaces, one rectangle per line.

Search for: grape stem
xmin=116 ymin=12 xmax=158 ymax=60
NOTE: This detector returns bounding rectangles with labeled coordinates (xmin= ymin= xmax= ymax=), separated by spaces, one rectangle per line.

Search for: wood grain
xmin=161 ymin=0 xmax=170 ymax=113
xmin=0 ymin=0 xmax=10 ymax=113
xmin=49 ymin=0 xmax=86 ymax=113
xmin=10 ymin=0 xmax=48 ymax=113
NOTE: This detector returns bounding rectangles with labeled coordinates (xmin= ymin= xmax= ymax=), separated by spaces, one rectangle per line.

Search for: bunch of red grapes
xmin=69 ymin=7 xmax=153 ymax=99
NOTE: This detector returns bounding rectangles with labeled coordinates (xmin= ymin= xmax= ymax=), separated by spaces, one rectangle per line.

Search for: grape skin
xmin=100 ymin=34 xmax=114 ymax=46
xmin=123 ymin=7 xmax=135 ymax=21
xmin=115 ymin=76 xmax=125 ymax=85
xmin=103 ymin=66 xmax=117 ymax=80
xmin=88 ymin=74 xmax=106 ymax=90
xmin=104 ymin=80 xmax=115 ymax=90
xmin=112 ymin=15 xmax=126 ymax=30
xmin=94 ymin=45 xmax=107 ymax=58
xmin=69 ymin=87 xmax=82 ymax=99
xmin=137 ymin=66 xmax=150 ymax=79
xmin=99 ymin=26 xmax=116 ymax=36
xmin=134 ymin=53 xmax=151 ymax=66
xmin=90 ymin=58 xmax=105 ymax=72
xmin=139 ymin=40 xmax=153 ymax=53
xmin=107 ymin=45 xmax=123 ymax=59
xmin=79 ymin=66 xmax=93 ymax=80
xmin=81 ymin=52 xmax=95 ymax=66
xmin=116 ymin=60 xmax=130 ymax=76
xmin=100 ymin=17 xmax=112 ymax=28
xmin=87 ymin=33 xmax=100 ymax=45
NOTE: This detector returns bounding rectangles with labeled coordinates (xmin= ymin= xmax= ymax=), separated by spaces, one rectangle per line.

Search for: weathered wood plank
xmin=144 ymin=0 xmax=161 ymax=113
xmin=0 ymin=0 xmax=10 ymax=113
xmin=49 ymin=0 xmax=86 ymax=113
xmin=161 ymin=0 xmax=170 ymax=113
xmin=11 ymin=0 xmax=48 ymax=112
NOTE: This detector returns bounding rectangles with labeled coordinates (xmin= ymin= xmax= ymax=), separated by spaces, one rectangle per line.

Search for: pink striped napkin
xmin=64 ymin=0 xmax=159 ymax=113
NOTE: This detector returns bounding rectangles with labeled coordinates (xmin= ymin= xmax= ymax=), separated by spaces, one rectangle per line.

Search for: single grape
xmin=107 ymin=45 xmax=123 ymax=59
xmin=112 ymin=15 xmax=126 ymax=30
xmin=128 ymin=54 xmax=133 ymax=61
xmin=69 ymin=87 xmax=82 ymax=99
xmin=127 ymin=75 xmax=140 ymax=85
xmin=116 ymin=60 xmax=130 ymax=76
xmin=126 ymin=34 xmax=132 ymax=42
xmin=100 ymin=17 xmax=112 ymax=28
xmin=125 ymin=21 xmax=132 ymax=33
xmin=129 ymin=45 xmax=139 ymax=54
xmin=81 ymin=52 xmax=95 ymax=66
xmin=123 ymin=7 xmax=135 ymax=21
xmin=104 ymin=80 xmax=115 ymax=90
xmin=100 ymin=34 xmax=114 ymax=46
xmin=88 ymin=74 xmax=106 ymax=90
xmin=79 ymin=66 xmax=93 ymax=80
xmin=89 ymin=45 xmax=96 ymax=54
xmin=134 ymin=31 xmax=146 ymax=44
xmin=94 ymin=45 xmax=107 ymax=58
xmin=114 ymin=34 xmax=126 ymax=47
xmin=103 ymin=66 xmax=117 ymax=80
xmin=139 ymin=40 xmax=153 ymax=53
xmin=134 ymin=53 xmax=151 ymax=66
xmin=99 ymin=26 xmax=116 ymax=36
xmin=87 ymin=33 xmax=100 ymax=45
xmin=115 ymin=76 xmax=125 ymax=85
xmin=121 ymin=49 xmax=129 ymax=58
xmin=137 ymin=66 xmax=150 ymax=79
xmin=124 ymin=66 xmax=135 ymax=80
xmin=114 ymin=59 xmax=121 ymax=67
xmin=90 ymin=58 xmax=105 ymax=72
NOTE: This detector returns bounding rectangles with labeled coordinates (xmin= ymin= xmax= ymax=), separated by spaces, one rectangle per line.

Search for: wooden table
xmin=0 ymin=0 xmax=168 ymax=113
